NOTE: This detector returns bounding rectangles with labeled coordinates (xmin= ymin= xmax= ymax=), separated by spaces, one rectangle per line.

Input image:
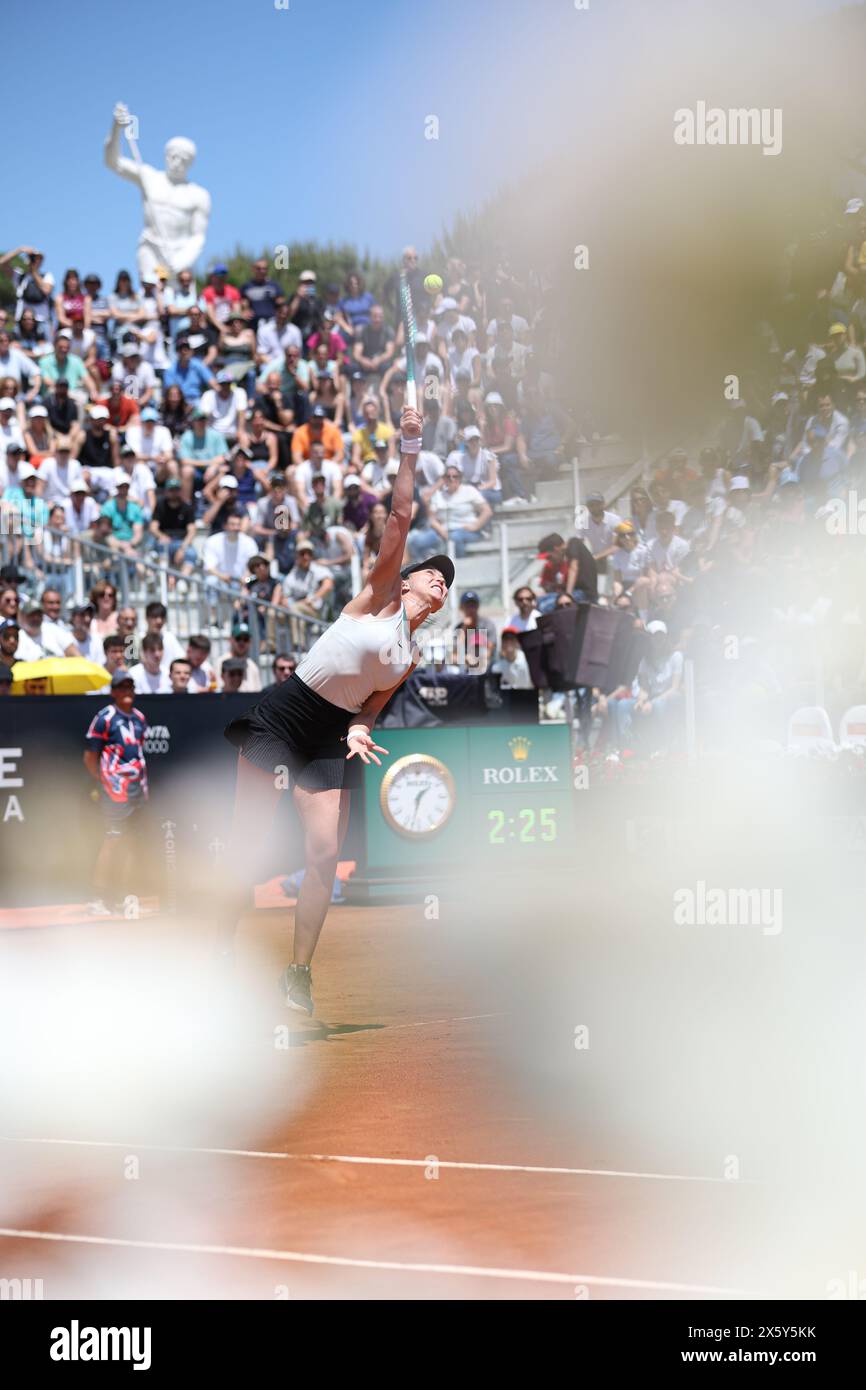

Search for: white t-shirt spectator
xmin=416 ymin=450 xmax=445 ymax=489
xmin=37 ymin=454 xmax=84 ymax=503
xmin=0 ymin=345 xmax=39 ymax=388
xmin=111 ymin=358 xmax=157 ymax=397
xmin=67 ymin=629 xmax=107 ymax=664
xmin=610 ymin=542 xmax=651 ymax=584
xmin=648 ymin=535 xmax=690 ymax=571
xmin=63 ymin=495 xmax=100 ymax=533
xmin=128 ymin=662 xmax=173 ymax=694
xmin=125 ymin=422 xmax=173 ymax=462
xmin=203 ymin=529 xmax=258 ymax=581
xmin=257 ymin=317 xmax=303 ymax=360
xmin=430 ymin=483 xmax=486 ymax=531
xmin=199 ymin=386 xmax=248 ymax=439
xmin=294 ymin=458 xmax=343 ymax=501
xmin=577 ymin=509 xmax=622 ymax=555
xmin=492 ymin=648 xmax=533 ymax=689
xmin=447 ymin=343 xmax=480 ymax=387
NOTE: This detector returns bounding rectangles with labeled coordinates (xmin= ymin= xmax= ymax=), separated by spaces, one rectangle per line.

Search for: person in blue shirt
xmin=100 ymin=476 xmax=145 ymax=555
xmin=83 ymin=669 xmax=149 ymax=917
xmin=163 ymin=337 xmax=216 ymax=404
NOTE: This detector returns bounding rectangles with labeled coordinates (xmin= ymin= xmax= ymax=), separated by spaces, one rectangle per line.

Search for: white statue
xmin=104 ymin=102 xmax=211 ymax=282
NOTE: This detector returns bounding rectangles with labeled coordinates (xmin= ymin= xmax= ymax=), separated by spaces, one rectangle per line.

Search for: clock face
xmin=379 ymin=754 xmax=457 ymax=839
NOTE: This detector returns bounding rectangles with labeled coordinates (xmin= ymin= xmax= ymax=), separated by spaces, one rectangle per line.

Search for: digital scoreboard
xmin=351 ymin=724 xmax=574 ymax=897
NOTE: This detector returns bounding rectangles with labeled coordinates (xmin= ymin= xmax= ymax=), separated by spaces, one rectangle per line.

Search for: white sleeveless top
xmin=295 ymin=605 xmax=417 ymax=713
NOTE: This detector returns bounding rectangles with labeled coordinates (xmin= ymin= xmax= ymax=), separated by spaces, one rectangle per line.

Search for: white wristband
xmin=347 ymin=725 xmax=368 ymax=740
xmin=400 ymin=435 xmax=421 ymax=454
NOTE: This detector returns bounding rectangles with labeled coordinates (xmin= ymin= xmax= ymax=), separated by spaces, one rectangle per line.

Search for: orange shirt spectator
xmin=291 ymin=411 xmax=345 ymax=465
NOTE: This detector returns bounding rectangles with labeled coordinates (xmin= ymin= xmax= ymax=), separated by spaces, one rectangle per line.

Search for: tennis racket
xmin=399 ymin=270 xmax=418 ymax=411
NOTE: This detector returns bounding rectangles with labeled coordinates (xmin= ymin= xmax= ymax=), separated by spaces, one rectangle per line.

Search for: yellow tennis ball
xmin=423 ymin=274 xmax=443 ymax=294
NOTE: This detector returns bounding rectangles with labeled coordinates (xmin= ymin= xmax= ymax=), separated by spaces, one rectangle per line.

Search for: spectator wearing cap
xmin=163 ymin=338 xmax=216 ymax=404
xmin=178 ymin=407 xmax=229 ymax=500
xmin=148 ymin=479 xmax=197 ymax=577
xmin=109 ymin=342 xmax=156 ymax=409
xmin=116 ymin=450 xmax=156 ymax=516
xmin=128 ymin=631 xmax=172 ymax=694
xmin=0 ymin=617 xmax=20 ymax=665
xmin=199 ymin=369 xmax=249 ymax=448
xmin=251 ymin=471 xmax=300 ymax=573
xmin=63 ymin=479 xmax=100 ymax=536
xmin=124 ymin=405 xmax=174 ymax=480
xmin=256 ymin=297 xmax=303 ymax=364
xmin=352 ymin=304 xmax=395 ymax=379
xmin=1 ymin=440 xmax=28 ymax=494
xmin=339 ymin=471 xmax=377 ymax=534
xmin=219 ymin=310 xmax=257 ymax=395
xmin=100 ymin=474 xmax=145 ymax=556
xmin=276 ymin=538 xmax=333 ymax=620
xmin=227 ymin=621 xmax=261 ymax=692
xmin=77 ymin=404 xmax=118 ymax=484
xmin=288 ymin=269 xmax=321 ymax=339
xmin=220 ymin=655 xmax=247 ymax=693
xmin=828 ymin=322 xmax=866 ymax=406
xmin=0 ymin=326 xmax=41 ymax=400
xmin=448 ymin=428 xmax=500 ymax=507
xmin=15 ymin=597 xmax=68 ymax=659
xmin=608 ymin=621 xmax=684 ymax=753
xmin=0 ymin=246 xmax=55 ymax=327
xmin=492 ymin=627 xmax=533 ymax=690
xmin=44 ymin=377 xmax=83 ymax=449
xmin=201 ymin=263 xmax=242 ymax=332
xmin=24 ymin=403 xmax=55 ymax=466
xmin=454 ymin=590 xmax=498 ymax=672
xmin=427 ymin=459 xmax=492 ymax=558
xmin=360 ymin=436 xmax=397 ymax=499
xmin=351 ymin=396 xmax=395 ymax=467
xmin=66 ymin=601 xmax=106 ymax=663
xmin=0 ymin=399 xmax=26 ymax=460
xmin=241 ymin=258 xmax=282 ymax=328
xmin=186 ymin=633 xmax=218 ymax=693
xmin=481 ymin=391 xmax=522 ymax=495
xmin=291 ymin=403 xmax=345 ymax=467
xmin=576 ymin=493 xmax=622 ymax=574
xmin=201 ymin=471 xmax=244 ymax=534
xmin=430 ymin=296 xmax=477 ymax=354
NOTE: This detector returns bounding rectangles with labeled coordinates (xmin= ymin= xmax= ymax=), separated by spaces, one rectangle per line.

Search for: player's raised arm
xmin=363 ymin=404 xmax=423 ymax=599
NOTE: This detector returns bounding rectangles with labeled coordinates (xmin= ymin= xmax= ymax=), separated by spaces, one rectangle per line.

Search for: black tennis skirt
xmin=224 ymin=672 xmax=362 ymax=791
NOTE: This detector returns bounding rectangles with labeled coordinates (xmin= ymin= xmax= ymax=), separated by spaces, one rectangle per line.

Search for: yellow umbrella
xmin=11 ymin=658 xmax=111 ymax=695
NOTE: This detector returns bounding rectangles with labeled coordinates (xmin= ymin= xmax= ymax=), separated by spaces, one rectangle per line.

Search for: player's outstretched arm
xmin=344 ymin=405 xmax=422 ymax=614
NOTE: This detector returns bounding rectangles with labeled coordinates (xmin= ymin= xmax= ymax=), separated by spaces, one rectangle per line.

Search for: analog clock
xmin=379 ymin=754 xmax=457 ymax=839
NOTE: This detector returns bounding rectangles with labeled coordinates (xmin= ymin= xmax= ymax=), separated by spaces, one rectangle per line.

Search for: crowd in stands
xmin=0 ymin=242 xmax=575 ymax=696
xmin=2 ymin=204 xmax=866 ymax=761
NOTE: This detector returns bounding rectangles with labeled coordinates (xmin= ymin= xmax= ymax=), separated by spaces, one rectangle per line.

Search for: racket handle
xmin=405 ymin=380 xmax=417 ymax=411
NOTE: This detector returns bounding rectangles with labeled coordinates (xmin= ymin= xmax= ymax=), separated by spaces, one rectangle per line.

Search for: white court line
xmin=0 ymin=1136 xmax=749 ymax=1185
xmin=0 ymin=1227 xmax=754 ymax=1296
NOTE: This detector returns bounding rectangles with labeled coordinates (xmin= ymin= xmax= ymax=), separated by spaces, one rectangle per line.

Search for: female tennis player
xmin=221 ymin=403 xmax=454 ymax=1015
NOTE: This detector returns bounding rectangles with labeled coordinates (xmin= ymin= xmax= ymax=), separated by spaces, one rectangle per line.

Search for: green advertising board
xmin=354 ymin=724 xmax=574 ymax=892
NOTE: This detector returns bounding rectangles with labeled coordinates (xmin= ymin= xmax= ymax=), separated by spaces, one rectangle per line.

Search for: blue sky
xmin=1 ymin=0 xmax=600 ymax=283
xmin=1 ymin=0 xmax=843 ymax=286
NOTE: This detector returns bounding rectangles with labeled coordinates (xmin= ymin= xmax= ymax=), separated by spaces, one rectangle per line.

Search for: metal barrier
xmin=0 ymin=528 xmax=327 ymax=677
